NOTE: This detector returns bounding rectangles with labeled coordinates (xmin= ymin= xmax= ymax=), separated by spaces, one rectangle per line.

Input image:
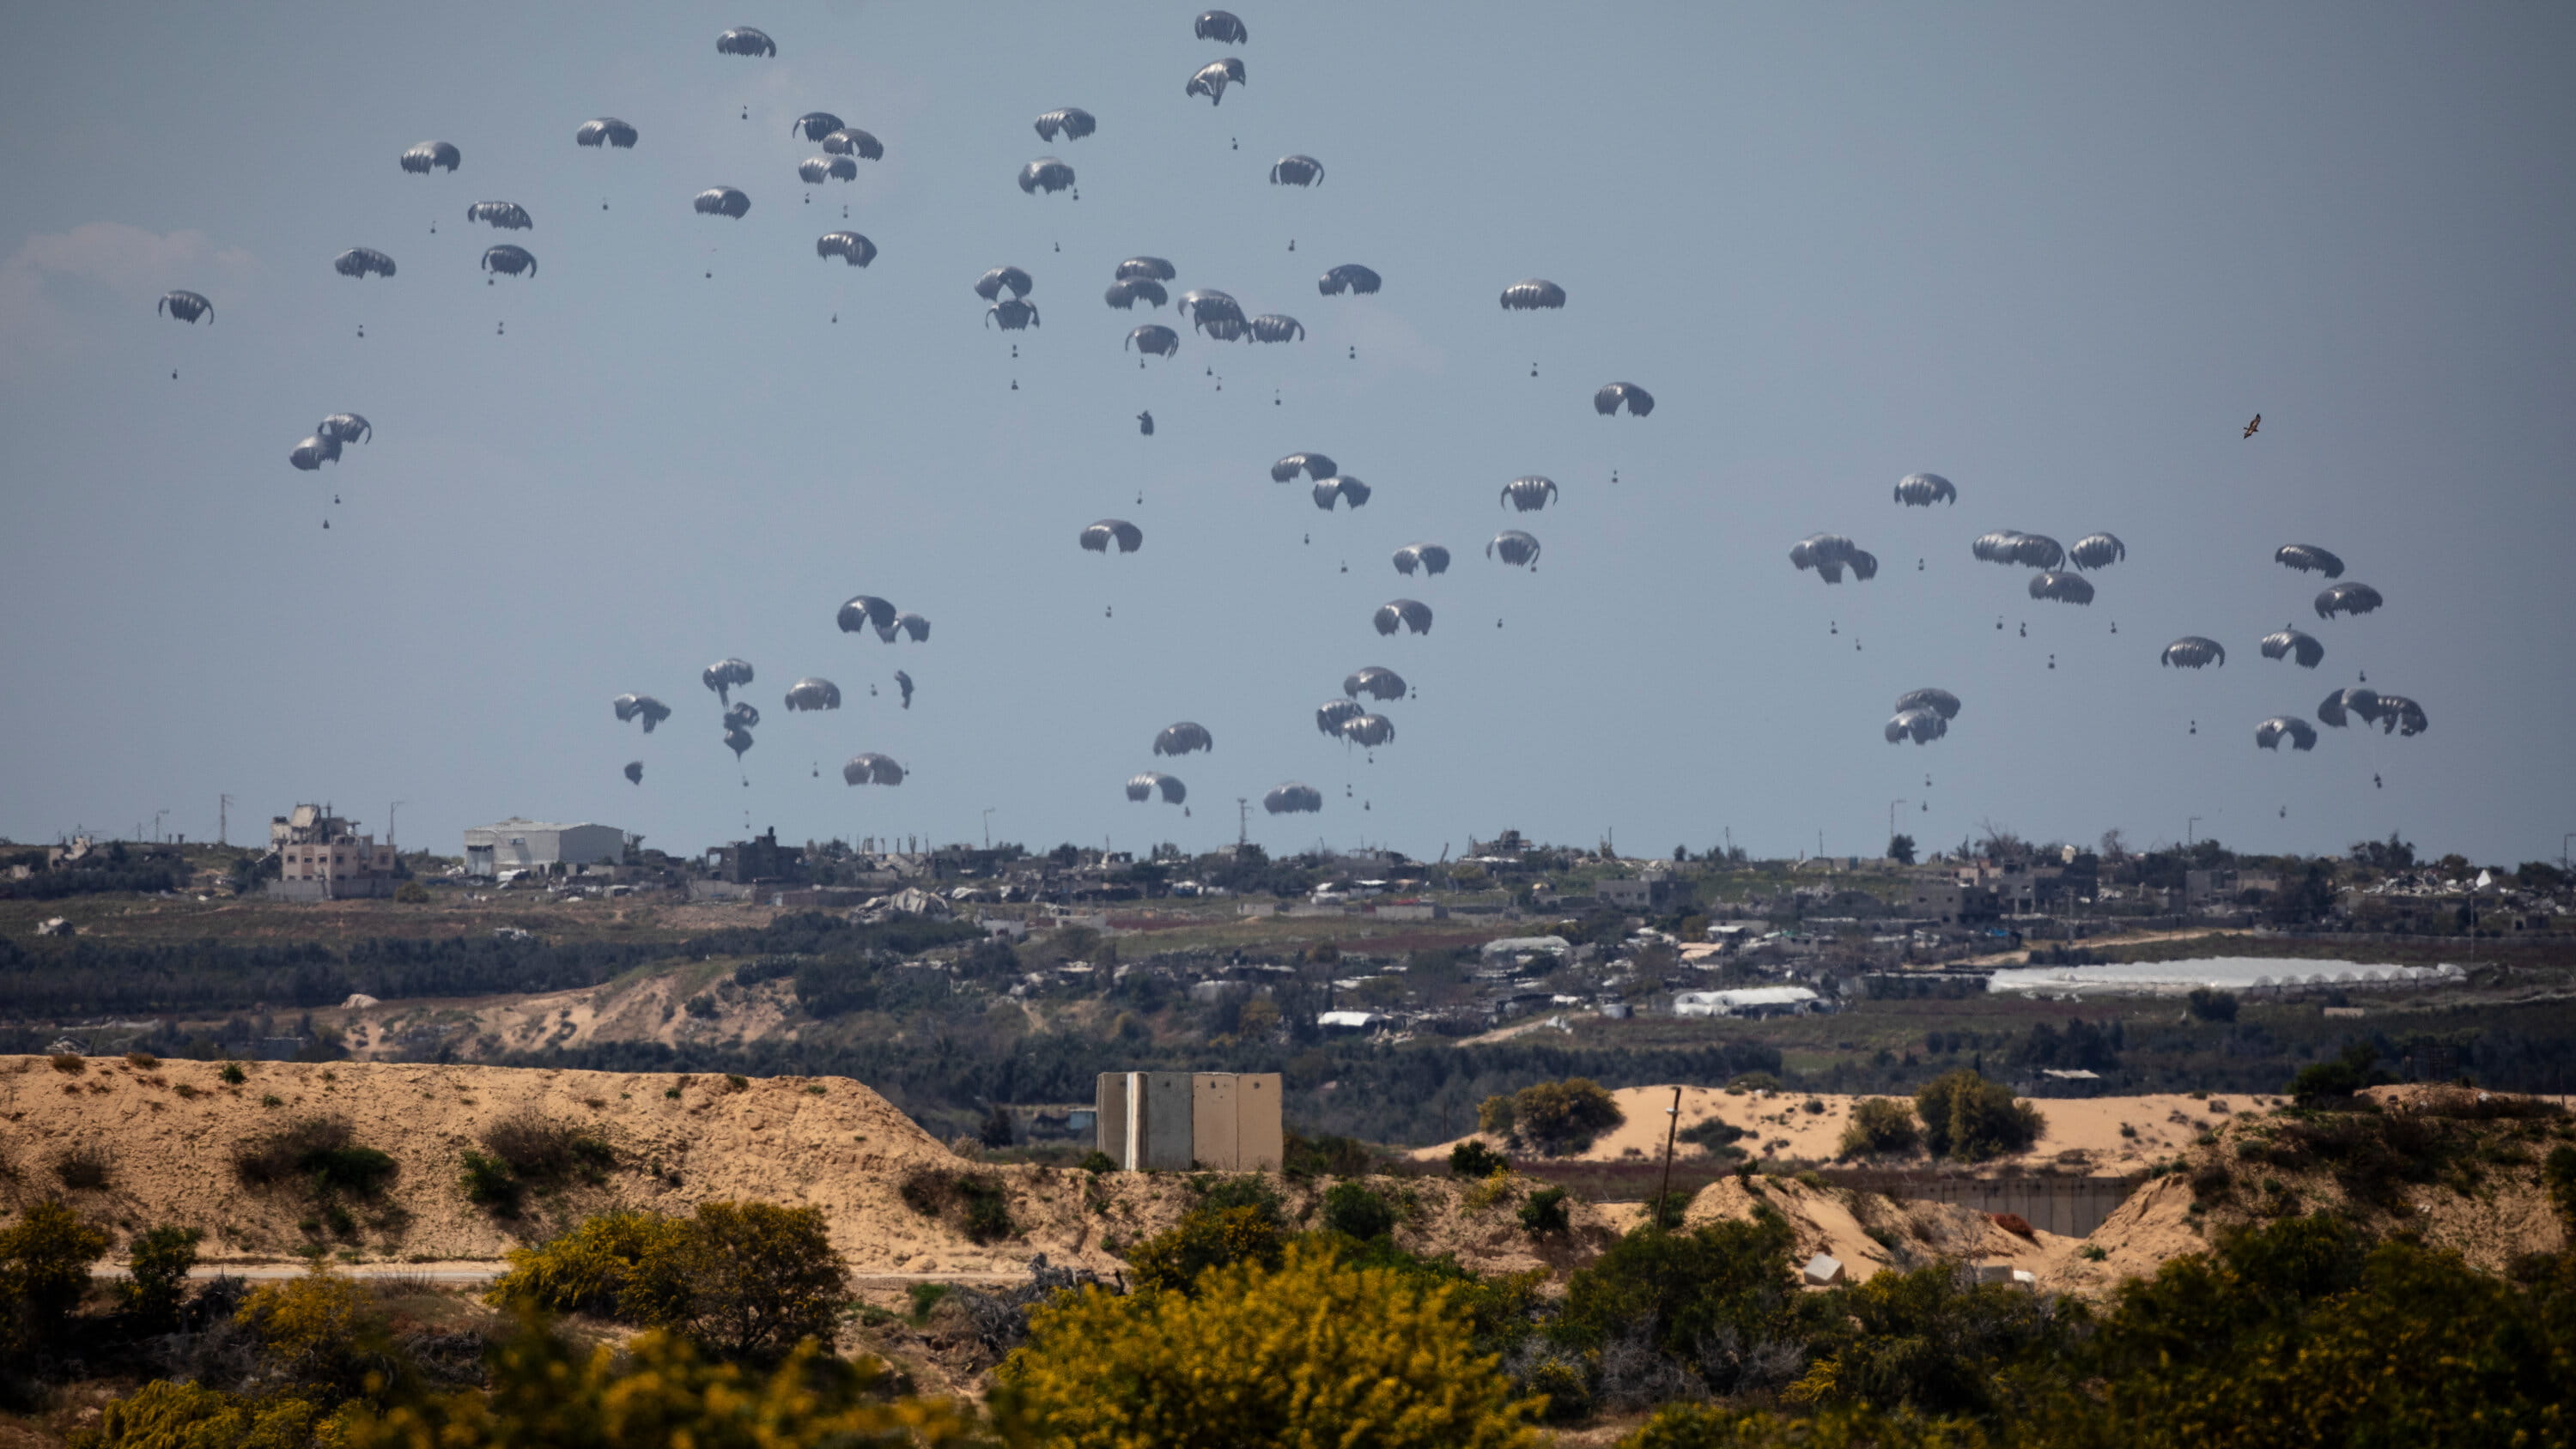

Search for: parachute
xmin=820 ymin=128 xmax=884 ymax=160
xmin=784 ymin=678 xmax=841 ymax=711
xmin=613 ymin=694 xmax=672 ymax=732
xmin=1127 ymin=324 xmax=1180 ymax=357
xmin=1249 ymin=314 xmax=1305 ymax=343
xmin=791 ymin=112 xmax=844 ymax=142
xmin=1500 ymin=279 xmax=1566 ymax=310
xmin=975 ymin=266 xmax=1035 ymax=301
xmin=1311 ymin=476 xmax=1370 ymax=510
xmin=1272 ymin=452 xmax=1336 ymax=483
xmin=158 ymin=290 xmax=212 ymax=324
xmin=1105 ymin=278 xmax=1169 ymax=309
xmin=1789 ymin=534 xmax=1878 ymax=584
xmin=1035 ymin=108 xmax=1096 ymax=142
xmin=1265 ymin=782 xmax=1322 ymax=815
xmin=1081 ymin=519 xmax=1144 ymax=554
xmin=1392 ymin=543 xmax=1450 ymax=577
xmin=1155 ymin=722 xmax=1213 ymax=756
xmin=1373 ymin=599 xmax=1433 ymax=636
xmin=1195 ymin=9 xmax=1249 ymax=42
xmin=576 ymin=118 xmax=639 ymax=149
xmin=1315 ymin=699 xmax=1364 ymax=735
xmin=722 ymin=701 xmax=761 ymax=733
xmin=1127 ymin=772 xmax=1187 ymax=804
xmin=2256 ymin=716 xmax=2318 ymax=752
xmin=465 ymin=202 xmax=533 ymax=230
xmin=1319 ymin=264 xmax=1381 ymax=295
xmin=817 ymin=232 xmax=877 ymax=267
xmin=1594 ymin=382 xmax=1654 ymax=417
xmin=1270 ymin=155 xmax=1324 ymax=186
xmin=1187 ymin=58 xmax=1246 ymax=105
xmin=843 ymin=753 xmax=905 ymax=785
xmin=481 ymin=245 xmax=536 ymax=277
xmin=1345 ymin=666 xmax=1406 ymax=701
xmin=2068 ymin=533 xmax=2126 ymax=570
xmin=702 ymin=658 xmax=754 ymax=704
xmin=836 ymin=595 xmax=897 ymax=637
xmin=799 ymin=155 xmax=859 ymax=183
xmin=2161 ymin=637 xmax=2227 ymax=669
xmin=1885 ymin=707 xmax=1947 ymax=745
xmin=400 ymin=141 xmax=461 ymax=174
xmin=1971 ymin=530 xmax=2063 ymax=570
xmin=1340 ymin=713 xmax=1394 ymax=748
xmin=2316 ymin=688 xmax=2378 ymax=729
xmin=2259 ymin=627 xmax=2324 ymax=669
xmin=693 ymin=187 xmax=750 ymax=218
xmin=1893 ymin=688 xmax=1962 ymax=720
xmin=986 ymin=299 xmax=1041 ymax=330
xmin=1894 ymin=472 xmax=1955 ymax=506
xmin=624 ymin=761 xmax=644 ymax=785
xmin=1488 ymin=530 xmax=1540 ymax=568
xmin=1501 ymin=476 xmax=1558 ymax=512
xmin=2314 ymin=582 xmax=2383 ymax=619
xmin=891 ymin=613 xmax=931 ymax=643
xmin=2275 ymin=543 xmax=2344 ymax=578
xmin=289 ymin=434 xmax=341 ymax=471
xmin=724 ymin=725 xmax=756 ymax=761
xmin=1019 ymin=157 xmax=1076 ymax=195
xmin=1182 ymin=288 xmax=1245 ymax=333
xmin=715 ymin=27 xmax=775 ymax=55
xmin=316 ymin=414 xmax=371 ymax=445
xmin=333 ymin=248 xmax=396 ymax=278
xmin=2028 ymin=570 xmax=2095 ymax=604
xmin=2372 ymin=694 xmax=2429 ymax=737
xmin=1118 ymin=257 xmax=1177 ymax=282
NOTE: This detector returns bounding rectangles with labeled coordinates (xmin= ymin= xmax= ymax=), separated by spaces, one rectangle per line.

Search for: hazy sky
xmin=3 ymin=3 xmax=2573 ymax=866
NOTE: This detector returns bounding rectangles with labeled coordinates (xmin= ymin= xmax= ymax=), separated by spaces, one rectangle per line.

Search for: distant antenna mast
xmin=218 ymin=794 xmax=233 ymax=846
xmin=1236 ymin=797 xmax=1250 ymax=848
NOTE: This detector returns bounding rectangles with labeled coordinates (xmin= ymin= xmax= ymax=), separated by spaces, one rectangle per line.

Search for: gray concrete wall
xmin=1140 ymin=1072 xmax=1194 ymax=1170
xmin=1192 ymin=1074 xmax=1239 ymax=1169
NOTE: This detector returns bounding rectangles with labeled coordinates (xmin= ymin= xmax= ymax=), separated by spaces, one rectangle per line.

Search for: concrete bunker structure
xmin=1094 ymin=1071 xmax=1284 ymax=1172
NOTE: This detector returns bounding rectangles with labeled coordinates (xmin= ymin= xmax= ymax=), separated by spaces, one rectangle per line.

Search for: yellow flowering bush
xmin=996 ymin=1240 xmax=1543 ymax=1449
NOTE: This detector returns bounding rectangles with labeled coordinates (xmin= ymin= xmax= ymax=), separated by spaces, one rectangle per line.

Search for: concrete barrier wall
xmin=1820 ymin=1171 xmax=2143 ymax=1238
xmin=1097 ymin=1070 xmax=1284 ymax=1172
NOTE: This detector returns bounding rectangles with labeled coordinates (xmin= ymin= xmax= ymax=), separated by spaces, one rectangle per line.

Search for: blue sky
xmin=3 ymin=3 xmax=2572 ymax=865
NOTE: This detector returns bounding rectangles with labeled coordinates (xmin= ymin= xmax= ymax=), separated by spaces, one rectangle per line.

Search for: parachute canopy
xmin=2372 ymin=694 xmax=2429 ymax=737
xmin=891 ymin=612 xmax=930 ymax=643
xmin=693 ymin=187 xmax=750 ymax=218
xmin=843 ymin=753 xmax=905 ymax=785
xmin=2260 ymin=627 xmax=2324 ymax=669
xmin=1270 ymin=155 xmax=1324 ymax=186
xmin=1019 ymin=157 xmax=1076 ymax=195
xmin=1127 ymin=771 xmax=1187 ymax=804
xmin=613 ymin=694 xmax=671 ymax=732
xmin=2275 ymin=543 xmax=2344 ymax=578
xmin=1272 ymin=452 xmax=1336 ymax=483
xmin=465 ymin=201 xmax=532 ymax=230
xmin=1182 ymin=288 xmax=1244 ymax=331
xmin=724 ymin=726 xmax=755 ymax=760
xmin=1081 ymin=519 xmax=1144 ymax=554
xmin=1311 ymin=476 xmax=1370 ymax=510
xmin=702 ymin=658 xmax=754 ymax=703
xmin=1127 ymin=324 xmax=1179 ymax=357
xmin=1340 ymin=713 xmax=1394 ymax=748
xmin=1972 ymin=530 xmax=2063 ymax=570
xmin=158 ymin=290 xmax=212 ymax=324
xmin=289 ymin=434 xmax=340 ymax=471
xmin=1790 ymin=534 xmax=1878 ymax=584
xmin=2028 ymin=570 xmax=2095 ymax=604
xmin=1886 ymin=708 xmax=1947 ymax=745
xmin=1315 ymin=699 xmax=1364 ymax=736
xmin=2069 ymin=533 xmax=2126 ymax=570
xmin=481 ymin=245 xmax=536 ymax=277
xmin=722 ymin=701 xmax=761 ymax=732
xmin=624 ymin=761 xmax=644 ymax=785
xmin=1501 ymin=476 xmax=1558 ymax=512
xmin=1594 ymin=382 xmax=1654 ymax=417
xmin=1195 ymin=9 xmax=1249 ymax=42
xmin=1117 ymin=257 xmax=1177 ymax=282
xmin=975 ymin=265 xmax=1034 ymax=301
xmin=2315 ymin=582 xmax=2383 ymax=619
xmin=1893 ymin=688 xmax=1962 ymax=720
xmin=791 ymin=112 xmax=844 ymax=142
xmin=1373 ymin=599 xmax=1432 ymax=636
xmin=1249 ymin=313 xmax=1304 ymax=343
xmin=400 ymin=141 xmax=460 ymax=174
xmin=1265 ymin=782 xmax=1322 ymax=815
xmin=986 ymin=298 xmax=1040 ymax=330
xmin=1319 ymin=264 xmax=1381 ymax=295
xmin=820 ymin=128 xmax=883 ymax=160
xmin=576 ymin=118 xmax=638 ymax=149
xmin=1894 ymin=472 xmax=1955 ymax=507
xmin=1500 ymin=279 xmax=1565 ymax=310
xmin=1105 ymin=277 xmax=1168 ymax=309
xmin=1489 ymin=530 xmax=1540 ymax=568
xmin=716 ymin=27 xmax=775 ymax=56
xmin=1345 ymin=666 xmax=1406 ymax=701
xmin=837 ymin=595 xmax=896 ymax=635
xmin=316 ymin=413 xmax=371 ymax=445
xmin=1392 ymin=543 xmax=1449 ymax=577
xmin=1155 ymin=722 xmax=1212 ymax=756
xmin=817 ymin=232 xmax=877 ymax=266
xmin=2257 ymin=716 xmax=2318 ymax=752
xmin=799 ymin=155 xmax=859 ymax=183
xmin=2317 ymin=687 xmax=2377 ymax=730
xmin=2161 ymin=637 xmax=2227 ymax=669
xmin=1036 ymin=108 xmax=1096 ymax=142
xmin=784 ymin=678 xmax=841 ymax=711
xmin=333 ymin=248 xmax=396 ymax=278
xmin=1188 ymin=58 xmax=1246 ymax=105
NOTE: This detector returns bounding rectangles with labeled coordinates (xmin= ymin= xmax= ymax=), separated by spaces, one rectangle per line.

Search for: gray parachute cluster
xmin=1316 ymin=699 xmax=1363 ymax=735
xmin=1790 ymin=534 xmax=1878 ymax=584
xmin=1885 ymin=688 xmax=1960 ymax=745
xmin=784 ymin=678 xmax=841 ymax=712
xmin=1127 ymin=324 xmax=1179 ymax=357
xmin=289 ymin=411 xmax=372 ymax=472
xmin=702 ymin=658 xmax=754 ymax=705
xmin=1250 ymin=314 xmax=1304 ymax=343
xmin=1273 ymin=452 xmax=1335 ymax=482
xmin=1127 ymin=771 xmax=1187 ymax=804
xmin=693 ymin=187 xmax=750 ymax=218
xmin=482 ymin=245 xmax=537 ymax=278
xmin=2275 ymin=543 xmax=2344 ymax=578
xmin=1155 ymin=722 xmax=1213 ymax=756
xmin=2314 ymin=582 xmax=2383 ymax=619
xmin=1972 ymin=530 xmax=2064 ymax=570
xmin=2257 ymin=716 xmax=2318 ymax=752
xmin=1188 ymin=58 xmax=1246 ymax=106
xmin=2260 ymin=627 xmax=2324 ymax=669
xmin=1488 ymin=530 xmax=1540 ymax=568
xmin=1392 ymin=543 xmax=1450 ymax=577
xmin=821 ymin=128 xmax=884 ymax=160
xmin=1319 ymin=264 xmax=1381 ymax=295
xmin=1500 ymin=279 xmax=1566 ymax=310
xmin=2028 ymin=570 xmax=2094 ymax=605
xmin=2068 ymin=533 xmax=2127 ymax=570
xmin=624 ymin=761 xmax=644 ymax=785
xmin=1196 ymin=10 xmax=1249 ymax=42
xmin=792 ymin=112 xmax=843 ymax=142
xmin=1036 ymin=108 xmax=1096 ymax=142
xmin=576 ymin=118 xmax=638 ymax=149
xmin=2318 ymin=688 xmax=2427 ymax=737
xmin=159 ymin=290 xmax=213 ymax=324
xmin=333 ymin=248 xmax=397 ymax=279
xmin=1501 ymin=476 xmax=1558 ymax=512
xmin=836 ymin=595 xmax=931 ymax=643
xmin=1340 ymin=713 xmax=1394 ymax=748
xmin=800 ymin=155 xmax=860 ymax=184
xmin=715 ymin=27 xmax=775 ymax=56
xmin=1594 ymin=382 xmax=1654 ymax=417
xmin=2161 ymin=637 xmax=2227 ymax=669
xmin=1264 ymin=782 xmax=1322 ymax=815
xmin=1311 ymin=476 xmax=1370 ymax=510
xmin=1019 ymin=157 xmax=1076 ymax=196
xmin=613 ymin=694 xmax=672 ymax=733
xmin=843 ymin=754 xmax=904 ymax=785
xmin=1270 ymin=155 xmax=1324 ymax=186
xmin=1373 ymin=599 xmax=1433 ymax=636
xmin=400 ymin=141 xmax=461 ymax=174
xmin=1893 ymin=472 xmax=1955 ymax=506
xmin=466 ymin=202 xmax=532 ymax=230
xmin=1345 ymin=666 xmax=1406 ymax=701
xmin=817 ymin=232 xmax=877 ymax=267
xmin=1081 ymin=519 xmax=1145 ymax=554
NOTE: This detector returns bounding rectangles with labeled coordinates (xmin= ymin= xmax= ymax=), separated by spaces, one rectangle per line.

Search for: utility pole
xmin=219 ymin=795 xmax=232 ymax=846
xmin=982 ymin=809 xmax=993 ymax=849
xmin=1236 ymin=797 xmax=1249 ymax=849
xmin=153 ymin=809 xmax=168 ymax=843
xmin=2187 ymin=815 xmax=2202 ymax=848
xmin=1655 ymin=1085 xmax=1682 ymax=1233
xmin=1889 ymin=800 xmax=1910 ymax=851
xmin=389 ymin=801 xmax=405 ymax=851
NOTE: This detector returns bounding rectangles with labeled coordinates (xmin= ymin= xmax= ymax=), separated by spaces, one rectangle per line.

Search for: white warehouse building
xmin=463 ymin=819 xmax=626 ymax=877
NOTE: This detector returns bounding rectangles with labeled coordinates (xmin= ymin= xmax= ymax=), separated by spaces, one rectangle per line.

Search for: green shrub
xmin=119 ymin=1226 xmax=201 ymax=1329
xmin=459 ymin=1149 xmax=521 ymax=1215
xmin=232 ymin=1117 xmax=398 ymax=1200
xmin=2288 ymin=1043 xmax=2392 ymax=1104
xmin=490 ymin=1203 xmax=848 ymax=1364
xmin=1838 ymin=1098 xmax=1921 ymax=1159
xmin=52 ymin=1143 xmax=113 ymax=1191
xmin=1557 ymin=1213 xmax=1803 ymax=1393
xmin=0 ymin=1200 xmax=113 ymax=1352
xmin=895 ymin=1167 xmax=1015 ymax=1243
xmin=2187 ymin=988 xmax=2240 ymax=1022
xmin=1913 ymin=1071 xmax=2044 ymax=1161
xmin=218 ymin=1062 xmax=246 ymax=1085
xmin=1194 ymin=1175 xmax=1285 ymax=1225
xmin=75 ymin=1379 xmax=331 ymax=1449
xmin=1283 ymin=1131 xmax=1380 ymax=1179
xmin=1079 ymin=1150 xmax=1116 ymax=1174
xmin=486 ymin=1210 xmax=685 ymax=1317
xmin=1677 ymin=1117 xmax=1747 ymax=1155
xmin=1451 ymin=1139 xmax=1510 ymax=1179
xmin=1516 ymin=1185 xmax=1571 ymax=1236
xmin=906 ymin=1281 xmax=951 ymax=1321
xmin=1127 ymin=1205 xmax=1288 ymax=1294
xmin=1322 ymin=1183 xmax=1396 ymax=1240
xmin=1504 ymin=1079 xmax=1625 ymax=1156
xmin=479 ymin=1111 xmax=615 ymax=1185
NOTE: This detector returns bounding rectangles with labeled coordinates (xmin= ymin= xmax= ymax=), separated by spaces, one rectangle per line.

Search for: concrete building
xmin=1095 ymin=1071 xmax=1283 ymax=1171
xmin=463 ymin=818 xmax=625 ymax=877
xmin=267 ymin=804 xmax=398 ymax=901
xmin=1673 ymin=985 xmax=1827 ymax=1018
xmin=1597 ymin=866 xmax=1694 ymax=912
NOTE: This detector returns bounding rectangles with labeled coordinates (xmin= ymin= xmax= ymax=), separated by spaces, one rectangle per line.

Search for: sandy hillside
xmin=0 ymin=1056 xmax=1631 ymax=1279
xmin=1414 ymin=1083 xmax=2280 ymax=1173
xmin=1653 ymin=1174 xmax=2070 ymax=1286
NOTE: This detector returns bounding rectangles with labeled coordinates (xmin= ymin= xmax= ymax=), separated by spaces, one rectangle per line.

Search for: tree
xmin=2287 ymin=1043 xmax=2390 ymax=1105
xmin=996 ymin=1241 xmax=1543 ymax=1449
xmin=623 ymin=1202 xmax=850 ymax=1363
xmin=2185 ymin=988 xmax=2239 ymax=1023
xmin=2099 ymin=828 xmax=2129 ymax=864
xmin=2268 ymin=864 xmax=2336 ymax=926
xmin=1127 ymin=1205 xmax=1287 ymax=1294
xmin=2348 ymin=833 xmax=2415 ymax=872
xmin=1886 ymin=834 xmax=1917 ymax=866
xmin=1507 ymin=1079 xmax=1625 ymax=1155
xmin=1 ymin=1199 xmax=112 ymax=1353
xmin=1556 ymin=1214 xmax=1807 ymax=1392
xmin=1786 ymin=1263 xmax=2075 ymax=1416
xmin=979 ymin=1105 xmax=1016 ymax=1149
xmin=1321 ymin=1183 xmax=1396 ymax=1240
xmin=1838 ymin=1098 xmax=1920 ymax=1158
xmin=1913 ymin=1071 xmax=2044 ymax=1161
xmin=119 ymin=1226 xmax=201 ymax=1330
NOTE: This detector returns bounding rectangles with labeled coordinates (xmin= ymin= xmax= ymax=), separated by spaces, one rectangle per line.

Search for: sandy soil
xmin=1412 ymin=1083 xmax=2281 ymax=1174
